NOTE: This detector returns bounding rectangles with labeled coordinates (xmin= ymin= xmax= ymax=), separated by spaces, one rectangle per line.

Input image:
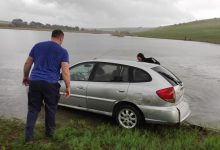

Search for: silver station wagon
xmin=59 ymin=59 xmax=190 ymax=129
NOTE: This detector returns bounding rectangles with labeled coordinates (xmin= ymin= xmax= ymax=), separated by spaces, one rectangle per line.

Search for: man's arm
xmin=22 ymin=56 xmax=34 ymax=86
xmin=61 ymin=62 xmax=71 ymax=98
xmin=152 ymin=58 xmax=160 ymax=65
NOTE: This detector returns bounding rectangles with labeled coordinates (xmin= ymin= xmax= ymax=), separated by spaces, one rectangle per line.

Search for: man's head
xmin=51 ymin=29 xmax=64 ymax=45
xmin=137 ymin=53 xmax=145 ymax=61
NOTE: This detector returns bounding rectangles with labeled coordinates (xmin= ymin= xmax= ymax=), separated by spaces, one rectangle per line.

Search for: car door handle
xmin=76 ymin=86 xmax=85 ymax=90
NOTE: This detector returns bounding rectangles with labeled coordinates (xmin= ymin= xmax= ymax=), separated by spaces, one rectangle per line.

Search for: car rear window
xmin=152 ymin=66 xmax=182 ymax=86
xmin=131 ymin=68 xmax=152 ymax=82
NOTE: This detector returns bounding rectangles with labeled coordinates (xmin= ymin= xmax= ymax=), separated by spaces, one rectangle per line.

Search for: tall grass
xmin=131 ymin=18 xmax=220 ymax=44
xmin=1 ymin=118 xmax=220 ymax=150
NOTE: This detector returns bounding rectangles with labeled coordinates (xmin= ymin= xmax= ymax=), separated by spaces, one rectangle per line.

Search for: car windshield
xmin=152 ymin=66 xmax=182 ymax=86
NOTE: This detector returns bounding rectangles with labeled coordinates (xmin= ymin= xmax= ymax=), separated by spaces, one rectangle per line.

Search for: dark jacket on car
xmin=143 ymin=57 xmax=160 ymax=65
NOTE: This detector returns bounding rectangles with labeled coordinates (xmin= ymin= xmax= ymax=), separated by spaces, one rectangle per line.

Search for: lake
xmin=0 ymin=29 xmax=220 ymax=129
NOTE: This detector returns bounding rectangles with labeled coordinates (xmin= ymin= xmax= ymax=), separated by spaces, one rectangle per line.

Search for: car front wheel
xmin=116 ymin=105 xmax=143 ymax=129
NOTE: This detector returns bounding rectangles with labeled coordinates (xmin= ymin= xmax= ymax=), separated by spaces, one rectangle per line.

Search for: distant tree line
xmin=0 ymin=18 xmax=110 ymax=34
xmin=11 ymin=18 xmax=83 ymax=31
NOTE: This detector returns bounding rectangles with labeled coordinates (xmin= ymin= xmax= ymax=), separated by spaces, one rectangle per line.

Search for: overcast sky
xmin=0 ymin=0 xmax=220 ymax=28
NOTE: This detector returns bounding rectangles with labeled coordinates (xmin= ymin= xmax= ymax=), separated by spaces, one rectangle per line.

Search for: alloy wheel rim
xmin=118 ymin=108 xmax=137 ymax=128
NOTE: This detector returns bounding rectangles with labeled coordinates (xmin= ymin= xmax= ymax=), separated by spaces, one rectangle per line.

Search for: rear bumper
xmin=138 ymin=98 xmax=191 ymax=124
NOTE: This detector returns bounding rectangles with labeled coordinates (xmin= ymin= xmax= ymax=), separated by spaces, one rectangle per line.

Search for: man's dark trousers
xmin=25 ymin=80 xmax=61 ymax=141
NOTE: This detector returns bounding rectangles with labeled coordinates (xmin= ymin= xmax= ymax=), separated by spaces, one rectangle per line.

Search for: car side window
xmin=70 ymin=63 xmax=95 ymax=81
xmin=132 ymin=68 xmax=152 ymax=82
xmin=92 ymin=63 xmax=129 ymax=82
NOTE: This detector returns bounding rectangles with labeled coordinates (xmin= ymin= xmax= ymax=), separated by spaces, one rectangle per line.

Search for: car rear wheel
xmin=115 ymin=105 xmax=143 ymax=129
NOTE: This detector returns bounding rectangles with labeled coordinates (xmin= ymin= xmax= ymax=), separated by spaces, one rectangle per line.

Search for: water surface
xmin=0 ymin=29 xmax=220 ymax=129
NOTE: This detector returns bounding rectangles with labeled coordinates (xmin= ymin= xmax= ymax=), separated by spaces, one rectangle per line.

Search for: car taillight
xmin=156 ymin=87 xmax=175 ymax=103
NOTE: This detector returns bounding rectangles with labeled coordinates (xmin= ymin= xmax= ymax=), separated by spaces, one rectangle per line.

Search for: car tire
xmin=115 ymin=104 xmax=144 ymax=129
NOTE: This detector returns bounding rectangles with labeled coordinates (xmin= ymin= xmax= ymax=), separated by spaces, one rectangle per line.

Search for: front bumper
xmin=138 ymin=98 xmax=191 ymax=124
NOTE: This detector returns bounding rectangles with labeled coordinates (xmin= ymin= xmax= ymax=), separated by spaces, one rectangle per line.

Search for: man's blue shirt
xmin=29 ymin=41 xmax=69 ymax=83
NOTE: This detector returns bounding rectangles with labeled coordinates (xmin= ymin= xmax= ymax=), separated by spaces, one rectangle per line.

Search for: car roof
xmin=76 ymin=59 xmax=159 ymax=69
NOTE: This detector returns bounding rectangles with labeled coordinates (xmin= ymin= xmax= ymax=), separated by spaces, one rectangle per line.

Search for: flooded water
xmin=0 ymin=29 xmax=220 ymax=129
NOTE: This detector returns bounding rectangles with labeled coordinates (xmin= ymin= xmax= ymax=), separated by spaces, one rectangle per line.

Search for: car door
xmin=86 ymin=63 xmax=130 ymax=112
xmin=59 ymin=62 xmax=95 ymax=108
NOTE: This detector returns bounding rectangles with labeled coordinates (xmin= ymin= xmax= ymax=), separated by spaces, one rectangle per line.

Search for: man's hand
xmin=64 ymin=87 xmax=70 ymax=99
xmin=22 ymin=77 xmax=29 ymax=86
xmin=61 ymin=62 xmax=70 ymax=99
xmin=22 ymin=56 xmax=33 ymax=86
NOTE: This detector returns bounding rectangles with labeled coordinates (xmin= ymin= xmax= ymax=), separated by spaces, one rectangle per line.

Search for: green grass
xmin=0 ymin=118 xmax=220 ymax=150
xmin=131 ymin=18 xmax=220 ymax=44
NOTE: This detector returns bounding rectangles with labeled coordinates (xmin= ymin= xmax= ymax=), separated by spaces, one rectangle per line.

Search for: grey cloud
xmin=42 ymin=0 xmax=194 ymax=27
xmin=0 ymin=0 xmax=195 ymax=27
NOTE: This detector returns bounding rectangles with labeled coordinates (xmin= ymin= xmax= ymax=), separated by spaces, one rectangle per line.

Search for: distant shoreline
xmin=0 ymin=26 xmax=53 ymax=31
xmin=2 ymin=23 xmax=220 ymax=46
xmin=128 ymin=34 xmax=220 ymax=46
xmin=0 ymin=26 xmax=107 ymax=34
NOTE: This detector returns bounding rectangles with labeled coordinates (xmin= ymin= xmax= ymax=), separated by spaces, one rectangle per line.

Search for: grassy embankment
xmin=1 ymin=117 xmax=220 ymax=150
xmin=131 ymin=18 xmax=220 ymax=44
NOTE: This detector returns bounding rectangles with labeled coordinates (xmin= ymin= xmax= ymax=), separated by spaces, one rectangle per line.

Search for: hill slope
xmin=132 ymin=18 xmax=220 ymax=44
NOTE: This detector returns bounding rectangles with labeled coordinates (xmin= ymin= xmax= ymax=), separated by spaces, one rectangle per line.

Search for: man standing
xmin=22 ymin=29 xmax=71 ymax=142
xmin=137 ymin=53 xmax=160 ymax=65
